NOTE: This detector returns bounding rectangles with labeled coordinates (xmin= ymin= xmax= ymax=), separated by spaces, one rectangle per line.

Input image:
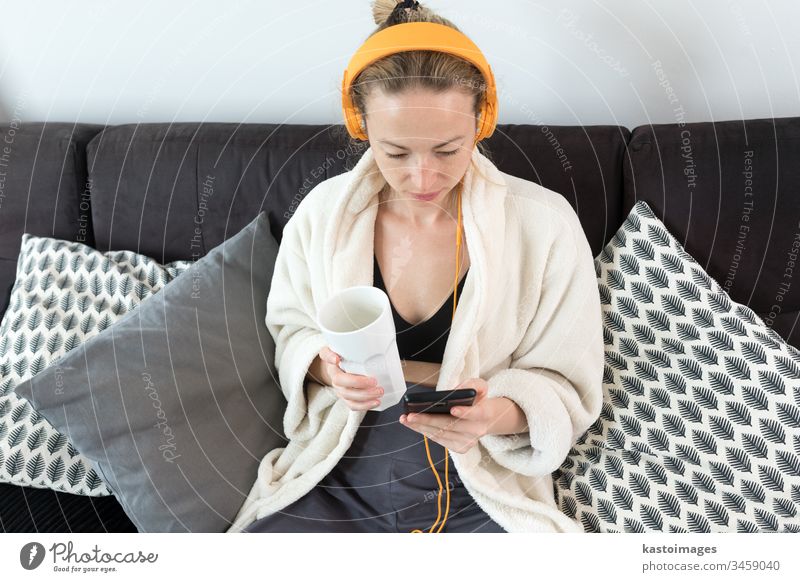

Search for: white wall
xmin=0 ymin=0 xmax=797 ymax=129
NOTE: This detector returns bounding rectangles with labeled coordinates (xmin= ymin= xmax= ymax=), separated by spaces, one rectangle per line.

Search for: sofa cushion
xmin=0 ymin=481 xmax=136 ymax=533
xmin=554 ymin=200 xmax=800 ymax=533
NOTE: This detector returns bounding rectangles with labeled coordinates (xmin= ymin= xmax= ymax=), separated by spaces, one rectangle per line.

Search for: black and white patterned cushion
xmin=554 ymin=201 xmax=800 ymax=533
xmin=0 ymin=234 xmax=193 ymax=496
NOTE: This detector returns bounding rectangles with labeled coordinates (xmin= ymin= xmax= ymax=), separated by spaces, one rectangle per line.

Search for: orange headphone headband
xmin=341 ymin=22 xmax=498 ymax=145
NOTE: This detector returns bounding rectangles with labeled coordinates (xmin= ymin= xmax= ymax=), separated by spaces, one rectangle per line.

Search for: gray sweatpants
xmin=244 ymin=383 xmax=506 ymax=533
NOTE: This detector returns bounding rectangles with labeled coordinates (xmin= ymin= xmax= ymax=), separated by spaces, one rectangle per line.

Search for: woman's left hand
xmin=399 ymin=378 xmax=495 ymax=454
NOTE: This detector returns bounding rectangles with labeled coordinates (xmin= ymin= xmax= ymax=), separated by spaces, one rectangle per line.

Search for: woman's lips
xmin=411 ymin=191 xmax=440 ymax=201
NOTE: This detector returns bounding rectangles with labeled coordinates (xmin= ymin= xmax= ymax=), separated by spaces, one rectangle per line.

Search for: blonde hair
xmin=338 ymin=0 xmax=496 ymax=175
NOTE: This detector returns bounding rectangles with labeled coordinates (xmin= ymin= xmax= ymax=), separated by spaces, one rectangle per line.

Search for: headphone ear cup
xmin=345 ymin=108 xmax=359 ymax=139
xmin=479 ymin=102 xmax=496 ymax=141
xmin=476 ymin=107 xmax=487 ymax=142
xmin=346 ymin=108 xmax=366 ymax=140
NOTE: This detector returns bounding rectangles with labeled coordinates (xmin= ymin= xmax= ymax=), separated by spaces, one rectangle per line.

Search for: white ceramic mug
xmin=317 ymin=285 xmax=406 ymax=411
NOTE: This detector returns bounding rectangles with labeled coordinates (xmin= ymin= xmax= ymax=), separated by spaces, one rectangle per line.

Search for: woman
xmin=229 ymin=0 xmax=603 ymax=534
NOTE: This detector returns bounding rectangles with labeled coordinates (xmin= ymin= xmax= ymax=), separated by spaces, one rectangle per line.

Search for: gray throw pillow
xmin=15 ymin=211 xmax=287 ymax=532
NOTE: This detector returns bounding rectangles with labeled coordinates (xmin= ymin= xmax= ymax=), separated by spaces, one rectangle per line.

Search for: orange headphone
xmin=341 ymin=20 xmax=498 ymax=533
xmin=341 ymin=21 xmax=498 ymax=146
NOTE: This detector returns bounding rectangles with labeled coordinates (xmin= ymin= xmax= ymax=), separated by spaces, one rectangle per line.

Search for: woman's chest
xmin=373 ymin=213 xmax=470 ymax=326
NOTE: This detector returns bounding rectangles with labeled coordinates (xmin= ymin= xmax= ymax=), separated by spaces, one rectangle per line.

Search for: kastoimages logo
xmin=20 ymin=542 xmax=46 ymax=570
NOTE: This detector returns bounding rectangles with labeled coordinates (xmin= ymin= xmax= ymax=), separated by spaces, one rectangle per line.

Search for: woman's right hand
xmin=319 ymin=346 xmax=383 ymax=411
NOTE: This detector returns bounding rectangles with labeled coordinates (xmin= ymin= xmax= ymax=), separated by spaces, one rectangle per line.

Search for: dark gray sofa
xmin=0 ymin=117 xmax=797 ymax=532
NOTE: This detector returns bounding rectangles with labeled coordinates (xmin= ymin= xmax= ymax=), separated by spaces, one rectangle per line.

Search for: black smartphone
xmin=403 ymin=388 xmax=476 ymax=414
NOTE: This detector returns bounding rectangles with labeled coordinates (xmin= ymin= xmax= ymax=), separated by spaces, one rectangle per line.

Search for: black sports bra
xmin=373 ymin=254 xmax=469 ymax=365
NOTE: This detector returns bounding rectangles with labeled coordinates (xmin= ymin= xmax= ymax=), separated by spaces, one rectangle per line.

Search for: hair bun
xmin=372 ymin=0 xmax=421 ymax=26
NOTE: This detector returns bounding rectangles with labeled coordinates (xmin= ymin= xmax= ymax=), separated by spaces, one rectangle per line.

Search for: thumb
xmin=456 ymin=378 xmax=488 ymax=400
xmin=471 ymin=380 xmax=489 ymax=403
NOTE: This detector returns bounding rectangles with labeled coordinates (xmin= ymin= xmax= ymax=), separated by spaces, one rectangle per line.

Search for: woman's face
xmin=364 ymin=87 xmax=478 ymax=209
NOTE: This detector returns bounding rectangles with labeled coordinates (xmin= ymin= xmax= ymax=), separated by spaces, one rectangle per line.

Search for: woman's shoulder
xmin=499 ymin=170 xmax=584 ymax=235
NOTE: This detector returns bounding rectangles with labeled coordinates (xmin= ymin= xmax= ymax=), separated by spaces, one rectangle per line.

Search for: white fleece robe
xmin=227 ymin=145 xmax=604 ymax=533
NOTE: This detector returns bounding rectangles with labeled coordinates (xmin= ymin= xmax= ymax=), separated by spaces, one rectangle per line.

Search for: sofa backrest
xmin=84 ymin=123 xmax=362 ymax=264
xmin=0 ymin=123 xmax=104 ymax=314
xmin=81 ymin=122 xmax=628 ymax=264
xmin=2 ymin=118 xmax=795 ymax=350
xmin=2 ymin=121 xmax=626 ymax=314
xmin=624 ymin=117 xmax=800 ymax=347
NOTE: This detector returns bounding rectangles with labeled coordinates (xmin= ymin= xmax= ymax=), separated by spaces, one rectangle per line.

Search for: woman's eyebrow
xmin=379 ymin=136 xmax=465 ymax=150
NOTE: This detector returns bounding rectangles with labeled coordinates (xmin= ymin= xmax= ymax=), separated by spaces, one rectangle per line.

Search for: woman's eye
xmin=386 ymin=150 xmax=459 ymax=159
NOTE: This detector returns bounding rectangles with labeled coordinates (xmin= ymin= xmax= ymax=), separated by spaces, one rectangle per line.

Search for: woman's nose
xmin=408 ymin=160 xmax=439 ymax=192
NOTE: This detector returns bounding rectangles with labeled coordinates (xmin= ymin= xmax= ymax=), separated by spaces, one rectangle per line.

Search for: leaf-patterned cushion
xmin=553 ymin=200 xmax=800 ymax=533
xmin=0 ymin=234 xmax=193 ymax=495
